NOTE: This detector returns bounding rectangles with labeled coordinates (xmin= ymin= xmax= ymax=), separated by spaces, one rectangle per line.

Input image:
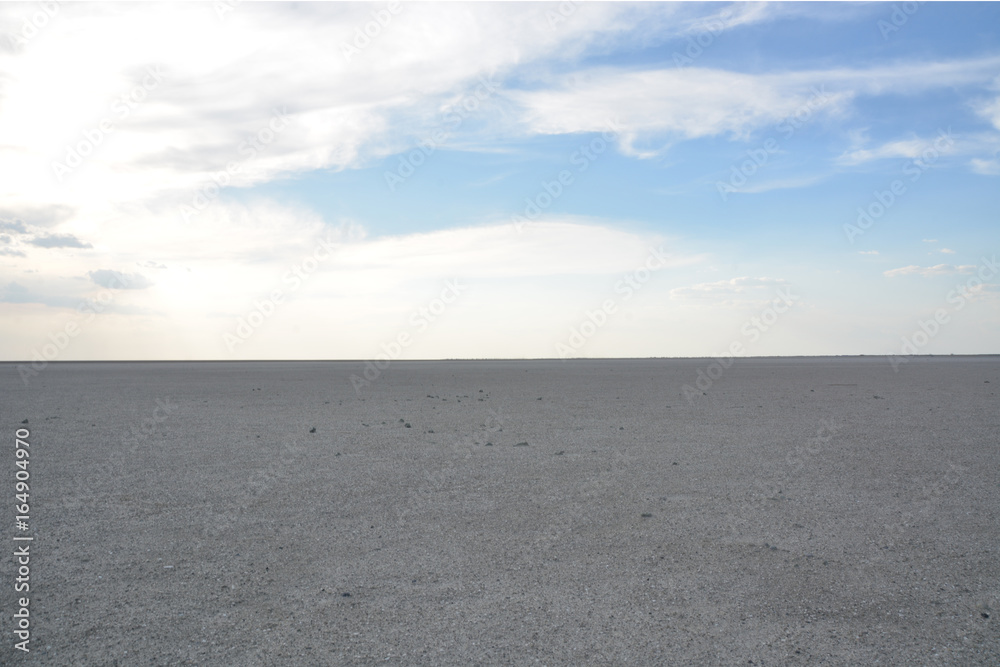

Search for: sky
xmin=1 ymin=1 xmax=998 ymax=362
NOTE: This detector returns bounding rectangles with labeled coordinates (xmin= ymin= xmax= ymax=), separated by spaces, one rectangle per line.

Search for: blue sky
xmin=1 ymin=1 xmax=998 ymax=362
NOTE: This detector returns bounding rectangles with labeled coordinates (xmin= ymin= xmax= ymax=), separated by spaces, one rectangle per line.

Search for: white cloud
xmin=970 ymin=157 xmax=1000 ymax=175
xmin=859 ymin=250 xmax=879 ymax=255
xmin=940 ymin=248 xmax=956 ymax=254
xmin=508 ymin=68 xmax=850 ymax=157
xmin=974 ymin=87 xmax=1000 ymax=131
xmin=670 ymin=276 xmax=788 ymax=300
xmin=733 ymin=174 xmax=827 ymax=194
xmin=884 ymin=264 xmax=977 ymax=278
xmin=88 ymin=270 xmax=153 ymax=290
xmin=836 ymin=136 xmax=945 ymax=166
xmin=0 ymin=2 xmax=674 ymax=214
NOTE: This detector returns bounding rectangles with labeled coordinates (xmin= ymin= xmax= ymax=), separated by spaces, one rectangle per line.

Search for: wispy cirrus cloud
xmin=88 ymin=269 xmax=153 ymax=290
xmin=884 ymin=264 xmax=977 ymax=278
xmin=28 ymin=233 xmax=93 ymax=249
xmin=671 ymin=276 xmax=788 ymax=299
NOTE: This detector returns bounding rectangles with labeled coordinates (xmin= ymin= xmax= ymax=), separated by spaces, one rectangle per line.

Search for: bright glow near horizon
xmin=1 ymin=1 xmax=998 ymax=361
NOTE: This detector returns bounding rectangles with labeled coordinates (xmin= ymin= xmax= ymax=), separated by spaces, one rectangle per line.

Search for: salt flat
xmin=1 ymin=357 xmax=997 ymax=665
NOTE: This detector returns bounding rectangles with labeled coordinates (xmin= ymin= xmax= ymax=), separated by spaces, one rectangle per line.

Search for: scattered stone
xmin=515 ymin=442 xmax=528 ymax=447
xmin=399 ymin=419 xmax=404 ymax=422
xmin=21 ymin=419 xmax=28 ymax=424
xmin=555 ymin=450 xmax=565 ymax=455
xmin=982 ymin=612 xmax=990 ymax=618
xmin=672 ymin=462 xmax=678 ymax=465
xmin=342 ymin=592 xmax=351 ymax=597
xmin=309 ymin=427 xmax=316 ymax=433
xmin=485 ymin=442 xmax=493 ymax=446
xmin=641 ymin=513 xmax=652 ymax=518
xmin=428 ymin=429 xmax=434 ymax=433
xmin=404 ymin=423 xmax=411 ymax=428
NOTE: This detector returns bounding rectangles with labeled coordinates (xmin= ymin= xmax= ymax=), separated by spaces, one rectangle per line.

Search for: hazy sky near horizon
xmin=1 ymin=1 xmax=998 ymax=361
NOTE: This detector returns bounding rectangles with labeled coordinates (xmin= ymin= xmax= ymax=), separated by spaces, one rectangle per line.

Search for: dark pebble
xmin=309 ymin=427 xmax=316 ymax=433
xmin=405 ymin=423 xmax=411 ymax=428
xmin=515 ymin=442 xmax=528 ymax=447
xmin=641 ymin=513 xmax=652 ymax=518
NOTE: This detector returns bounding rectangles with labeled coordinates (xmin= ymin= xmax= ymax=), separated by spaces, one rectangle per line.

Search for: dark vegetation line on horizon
xmin=2 ymin=354 xmax=998 ymax=364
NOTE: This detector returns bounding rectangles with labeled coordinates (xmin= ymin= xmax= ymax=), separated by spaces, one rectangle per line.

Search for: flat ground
xmin=1 ymin=357 xmax=997 ymax=665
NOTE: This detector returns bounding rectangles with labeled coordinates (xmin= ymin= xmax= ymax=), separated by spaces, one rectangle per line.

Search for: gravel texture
xmin=1 ymin=357 xmax=998 ymax=665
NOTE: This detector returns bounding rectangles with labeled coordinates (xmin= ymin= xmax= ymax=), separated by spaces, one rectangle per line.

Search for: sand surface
xmin=1 ymin=357 xmax=998 ymax=665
